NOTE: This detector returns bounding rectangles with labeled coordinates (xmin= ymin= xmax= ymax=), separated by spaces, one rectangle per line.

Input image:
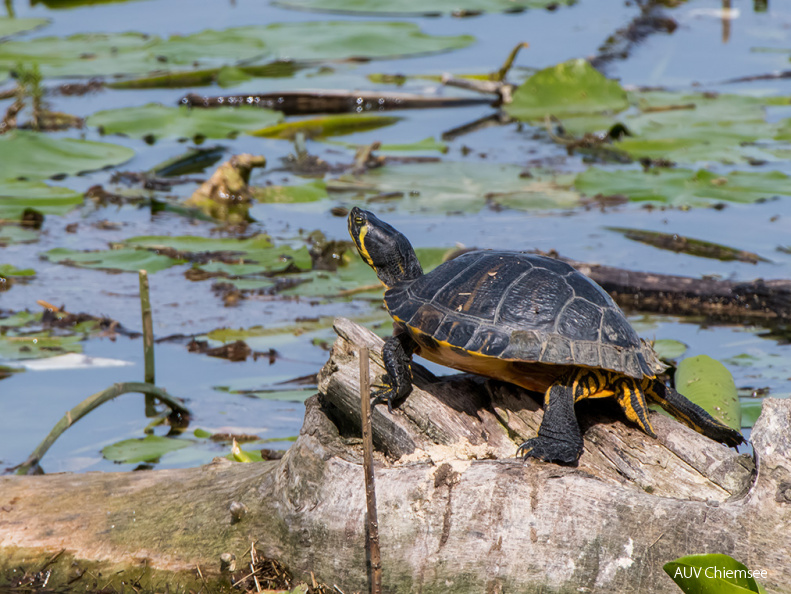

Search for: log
xmin=2 ymin=318 xmax=790 ymax=593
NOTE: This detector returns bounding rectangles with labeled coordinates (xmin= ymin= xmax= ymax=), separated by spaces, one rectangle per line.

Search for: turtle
xmin=347 ymin=206 xmax=744 ymax=464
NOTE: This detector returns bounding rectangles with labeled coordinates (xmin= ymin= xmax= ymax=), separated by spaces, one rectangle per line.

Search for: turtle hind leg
xmin=645 ymin=380 xmax=744 ymax=447
xmin=518 ymin=373 xmax=584 ymax=464
xmin=612 ymin=375 xmax=657 ymax=438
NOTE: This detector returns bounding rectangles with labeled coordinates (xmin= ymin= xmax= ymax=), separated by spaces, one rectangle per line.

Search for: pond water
xmin=1 ymin=0 xmax=790 ymax=473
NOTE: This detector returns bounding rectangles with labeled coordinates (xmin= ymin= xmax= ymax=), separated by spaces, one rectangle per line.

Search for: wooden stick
xmin=139 ymin=270 xmax=157 ymax=416
xmin=359 ymin=348 xmax=382 ymax=594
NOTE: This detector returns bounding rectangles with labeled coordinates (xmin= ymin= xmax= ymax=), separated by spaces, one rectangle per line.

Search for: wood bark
xmin=566 ymin=257 xmax=791 ymax=324
xmin=2 ymin=318 xmax=790 ymax=593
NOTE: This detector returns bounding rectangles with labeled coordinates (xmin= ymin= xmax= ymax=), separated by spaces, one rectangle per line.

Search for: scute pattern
xmin=385 ymin=250 xmax=655 ymax=379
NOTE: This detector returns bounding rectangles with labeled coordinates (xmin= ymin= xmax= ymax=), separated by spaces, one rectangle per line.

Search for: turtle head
xmin=348 ymin=207 xmax=423 ymax=289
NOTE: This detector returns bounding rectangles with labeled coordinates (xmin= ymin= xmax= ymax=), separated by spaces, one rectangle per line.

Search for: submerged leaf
xmin=274 ymin=0 xmax=571 ymax=15
xmin=88 ymin=104 xmax=283 ymax=141
xmin=0 ymin=131 xmax=134 ymax=181
xmin=675 ymin=355 xmax=741 ymax=431
xmin=505 ymin=59 xmax=629 ymax=122
xmin=102 ymin=435 xmax=191 ymax=464
xmin=606 ymin=227 xmax=769 ymax=264
xmin=250 ymin=114 xmax=400 ymax=139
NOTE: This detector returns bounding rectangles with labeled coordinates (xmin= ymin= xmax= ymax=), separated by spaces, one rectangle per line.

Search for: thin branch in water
xmin=139 ymin=269 xmax=158 ymax=416
xmin=14 ymin=381 xmax=190 ymax=475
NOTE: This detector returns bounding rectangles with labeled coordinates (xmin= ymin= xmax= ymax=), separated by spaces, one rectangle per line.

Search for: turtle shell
xmin=384 ymin=250 xmax=661 ymax=379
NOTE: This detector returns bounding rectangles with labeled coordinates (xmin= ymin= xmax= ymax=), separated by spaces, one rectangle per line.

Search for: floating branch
xmin=15 ymin=382 xmax=190 ymax=475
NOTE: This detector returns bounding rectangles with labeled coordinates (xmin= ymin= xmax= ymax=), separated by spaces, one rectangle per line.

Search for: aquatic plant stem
xmin=15 ymin=382 xmax=190 ymax=475
xmin=360 ymin=347 xmax=382 ymax=594
xmin=494 ymin=42 xmax=529 ymax=82
xmin=139 ymin=269 xmax=157 ymax=415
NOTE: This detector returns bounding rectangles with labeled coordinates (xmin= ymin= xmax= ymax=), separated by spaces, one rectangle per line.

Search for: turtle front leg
xmin=517 ymin=372 xmax=584 ymax=464
xmin=372 ymin=332 xmax=417 ymax=412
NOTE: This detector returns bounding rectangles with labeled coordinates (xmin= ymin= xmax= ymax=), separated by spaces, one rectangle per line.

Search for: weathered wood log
xmin=1 ymin=318 xmax=790 ymax=593
xmin=540 ymin=253 xmax=791 ymax=324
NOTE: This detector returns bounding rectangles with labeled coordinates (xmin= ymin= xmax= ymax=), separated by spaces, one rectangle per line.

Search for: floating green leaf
xmin=0 ymin=131 xmax=134 ymax=181
xmin=88 ymin=104 xmax=283 ymax=141
xmin=0 ymin=23 xmax=474 ymax=78
xmin=43 ymin=247 xmax=184 ymax=273
xmin=0 ymin=264 xmax=35 ymax=278
xmin=0 ymin=179 xmax=84 ymax=219
xmin=741 ymin=401 xmax=763 ymax=429
xmin=250 ymin=114 xmax=400 ymax=140
xmin=675 ymin=355 xmax=741 ymax=431
xmin=254 ymin=180 xmax=329 ymax=204
xmin=121 ymin=234 xmax=312 ymax=276
xmin=652 ymin=339 xmax=687 ymax=361
xmin=330 ymin=161 xmax=579 ymax=213
xmin=505 ymin=59 xmax=628 ymax=122
xmin=0 ymin=225 xmax=40 ymax=245
xmin=274 ymin=0 xmax=571 ymax=15
xmin=0 ymin=17 xmax=50 ymax=39
xmin=575 ymin=168 xmax=791 ymax=207
xmin=664 ymin=554 xmax=766 ymax=594
xmin=102 ymin=435 xmax=192 ymax=464
xmin=606 ymin=227 xmax=769 ymax=264
xmin=0 ymin=331 xmax=82 ymax=361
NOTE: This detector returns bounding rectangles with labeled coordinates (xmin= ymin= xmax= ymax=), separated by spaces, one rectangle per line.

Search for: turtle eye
xmin=354 ymin=215 xmax=365 ymax=226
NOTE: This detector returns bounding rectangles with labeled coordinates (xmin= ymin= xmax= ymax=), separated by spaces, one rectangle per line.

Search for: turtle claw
xmin=517 ymin=437 xmax=582 ymax=465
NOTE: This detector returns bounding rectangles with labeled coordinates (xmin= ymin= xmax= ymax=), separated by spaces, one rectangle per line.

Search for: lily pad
xmin=254 ymin=180 xmax=329 ymax=204
xmin=652 ymin=339 xmax=688 ymax=361
xmin=330 ymin=161 xmax=579 ymax=213
xmin=274 ymin=0 xmax=571 ymax=15
xmin=664 ymin=554 xmax=766 ymax=594
xmin=88 ymin=104 xmax=283 ymax=141
xmin=101 ymin=435 xmax=191 ymax=464
xmin=121 ymin=234 xmax=312 ymax=276
xmin=0 ymin=131 xmax=134 ymax=181
xmin=0 ymin=225 xmax=40 ymax=245
xmin=0 ymin=17 xmax=50 ymax=39
xmin=675 ymin=355 xmax=741 ymax=431
xmin=0 ymin=331 xmax=83 ymax=361
xmin=42 ymin=247 xmax=185 ymax=273
xmin=0 ymin=264 xmax=35 ymax=278
xmin=250 ymin=114 xmax=401 ymax=140
xmin=575 ymin=168 xmax=791 ymax=207
xmin=504 ymin=59 xmax=629 ymax=122
xmin=0 ymin=179 xmax=84 ymax=219
xmin=0 ymin=22 xmax=474 ymax=78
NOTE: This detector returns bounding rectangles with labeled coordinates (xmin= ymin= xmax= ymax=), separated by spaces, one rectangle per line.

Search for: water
xmin=1 ymin=0 xmax=790 ymax=473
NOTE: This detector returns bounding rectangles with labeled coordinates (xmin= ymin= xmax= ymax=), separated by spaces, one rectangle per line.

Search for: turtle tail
xmin=645 ymin=380 xmax=745 ymax=448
